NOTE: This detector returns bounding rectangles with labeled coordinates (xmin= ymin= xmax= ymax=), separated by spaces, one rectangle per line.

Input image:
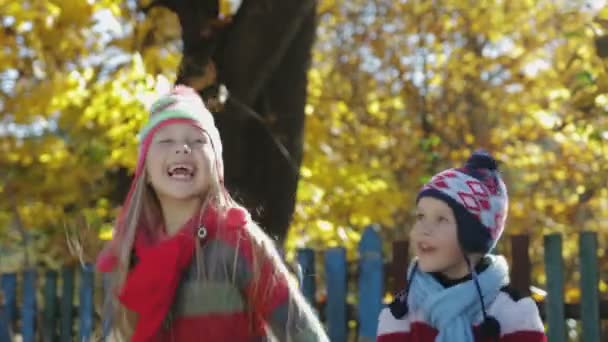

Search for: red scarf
xmin=96 ymin=206 xmax=248 ymax=341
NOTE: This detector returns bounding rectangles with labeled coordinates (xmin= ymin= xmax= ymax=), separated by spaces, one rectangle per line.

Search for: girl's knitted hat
xmin=417 ymin=150 xmax=509 ymax=254
xmin=135 ymin=85 xmax=223 ymax=181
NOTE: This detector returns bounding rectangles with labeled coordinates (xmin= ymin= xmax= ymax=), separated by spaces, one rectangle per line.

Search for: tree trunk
xmin=170 ymin=0 xmax=318 ymax=242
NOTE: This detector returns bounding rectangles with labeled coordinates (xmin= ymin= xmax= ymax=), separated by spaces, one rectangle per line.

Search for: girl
xmin=96 ymin=85 xmax=328 ymax=341
xmin=377 ymin=151 xmax=546 ymax=342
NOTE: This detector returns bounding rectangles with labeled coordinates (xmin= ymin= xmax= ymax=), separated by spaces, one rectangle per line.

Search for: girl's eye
xmin=158 ymin=138 xmax=174 ymax=144
xmin=189 ymin=135 xmax=209 ymax=146
xmin=415 ymin=213 xmax=424 ymax=221
xmin=438 ymin=216 xmax=448 ymax=223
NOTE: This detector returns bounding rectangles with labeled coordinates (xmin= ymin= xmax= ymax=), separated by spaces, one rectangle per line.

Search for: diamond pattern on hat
xmin=485 ymin=177 xmax=499 ymax=195
xmin=434 ymin=180 xmax=449 ymax=189
xmin=458 ymin=192 xmax=480 ymax=211
xmin=466 ymin=180 xmax=489 ymax=197
xmin=492 ymin=212 xmax=504 ymax=239
xmin=479 ymin=199 xmax=491 ymax=210
xmin=419 ymin=166 xmax=508 ymax=251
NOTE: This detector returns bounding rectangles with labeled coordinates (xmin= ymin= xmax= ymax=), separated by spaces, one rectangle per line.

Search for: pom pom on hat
xmin=465 ymin=150 xmax=499 ymax=171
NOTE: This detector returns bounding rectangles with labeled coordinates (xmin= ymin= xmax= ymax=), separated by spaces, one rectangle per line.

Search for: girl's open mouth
xmin=167 ymin=163 xmax=195 ymax=180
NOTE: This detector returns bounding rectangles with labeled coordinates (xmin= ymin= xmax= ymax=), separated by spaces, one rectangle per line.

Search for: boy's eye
xmin=415 ymin=213 xmax=424 ymax=220
xmin=438 ymin=216 xmax=448 ymax=222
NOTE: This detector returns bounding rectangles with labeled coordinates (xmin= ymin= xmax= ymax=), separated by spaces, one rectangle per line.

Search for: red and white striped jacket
xmin=377 ymin=288 xmax=547 ymax=342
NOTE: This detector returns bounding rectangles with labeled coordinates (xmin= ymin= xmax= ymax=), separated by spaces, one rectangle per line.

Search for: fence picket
xmin=297 ymin=248 xmax=316 ymax=307
xmin=79 ymin=263 xmax=94 ymax=342
xmin=357 ymin=225 xmax=383 ymax=342
xmin=0 ymin=302 xmax=11 ymax=341
xmin=22 ymin=269 xmax=37 ymax=342
xmin=325 ymin=247 xmax=347 ymax=342
xmin=544 ymin=234 xmax=566 ymax=342
xmin=43 ymin=270 xmax=59 ymax=342
xmin=580 ymin=232 xmax=600 ymax=342
xmin=60 ymin=266 xmax=75 ymax=342
xmin=1 ymin=273 xmax=17 ymax=329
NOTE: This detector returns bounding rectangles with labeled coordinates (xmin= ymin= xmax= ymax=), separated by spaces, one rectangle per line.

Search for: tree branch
xmin=138 ymin=0 xmax=175 ymax=13
xmin=9 ymin=194 xmax=30 ymax=269
xmin=240 ymin=0 xmax=317 ymax=105
xmin=224 ymin=94 xmax=301 ymax=176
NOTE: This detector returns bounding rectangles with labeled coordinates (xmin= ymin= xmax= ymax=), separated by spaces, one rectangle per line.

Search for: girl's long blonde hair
xmin=105 ymin=141 xmax=316 ymax=341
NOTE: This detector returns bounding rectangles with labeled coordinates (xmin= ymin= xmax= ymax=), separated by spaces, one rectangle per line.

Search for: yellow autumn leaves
xmin=0 ymin=1 xmax=172 ymax=270
xmin=287 ymin=0 xmax=608 ymax=296
xmin=0 ymin=0 xmax=607 ymax=292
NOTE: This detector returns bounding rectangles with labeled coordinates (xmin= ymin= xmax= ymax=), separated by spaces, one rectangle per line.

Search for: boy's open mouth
xmin=417 ymin=242 xmax=437 ymax=254
xmin=167 ymin=163 xmax=195 ymax=180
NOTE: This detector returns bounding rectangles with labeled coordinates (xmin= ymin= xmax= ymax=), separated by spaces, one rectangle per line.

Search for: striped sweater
xmin=99 ymin=208 xmax=328 ymax=341
xmin=377 ymin=287 xmax=546 ymax=342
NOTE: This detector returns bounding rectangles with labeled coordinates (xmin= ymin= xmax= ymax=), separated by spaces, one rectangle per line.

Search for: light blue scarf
xmin=407 ymin=255 xmax=509 ymax=342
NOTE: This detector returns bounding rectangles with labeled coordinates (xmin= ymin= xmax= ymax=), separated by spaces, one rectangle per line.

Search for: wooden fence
xmin=0 ymin=264 xmax=96 ymax=342
xmin=296 ymin=228 xmax=606 ymax=342
xmin=0 ymin=227 xmax=605 ymax=341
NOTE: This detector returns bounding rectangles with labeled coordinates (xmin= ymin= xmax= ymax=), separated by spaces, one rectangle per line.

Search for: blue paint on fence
xmin=1 ymin=273 xmax=17 ymax=327
xmin=101 ymin=272 xmax=113 ymax=341
xmin=325 ymin=247 xmax=347 ymax=342
xmin=358 ymin=225 xmax=383 ymax=339
xmin=43 ymin=270 xmax=59 ymax=342
xmin=22 ymin=269 xmax=37 ymax=342
xmin=0 ymin=303 xmax=12 ymax=341
xmin=79 ymin=263 xmax=94 ymax=342
xmin=60 ymin=266 xmax=75 ymax=342
xmin=544 ymin=234 xmax=566 ymax=342
xmin=297 ymin=248 xmax=316 ymax=306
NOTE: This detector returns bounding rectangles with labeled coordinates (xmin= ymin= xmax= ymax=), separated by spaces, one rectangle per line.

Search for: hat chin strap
xmin=465 ymin=255 xmax=501 ymax=341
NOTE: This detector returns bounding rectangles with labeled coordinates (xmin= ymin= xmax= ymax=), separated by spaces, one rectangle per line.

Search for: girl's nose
xmin=175 ymin=143 xmax=191 ymax=154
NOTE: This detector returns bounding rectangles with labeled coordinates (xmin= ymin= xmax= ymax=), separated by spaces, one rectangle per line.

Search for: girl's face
xmin=145 ymin=122 xmax=213 ymax=203
xmin=410 ymin=196 xmax=469 ymax=279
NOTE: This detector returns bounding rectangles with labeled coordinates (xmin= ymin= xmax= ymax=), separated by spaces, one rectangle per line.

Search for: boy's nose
xmin=412 ymin=222 xmax=433 ymax=236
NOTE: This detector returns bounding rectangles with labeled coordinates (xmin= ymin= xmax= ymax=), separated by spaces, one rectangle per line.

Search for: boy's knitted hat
xmin=417 ymin=150 xmax=508 ymax=254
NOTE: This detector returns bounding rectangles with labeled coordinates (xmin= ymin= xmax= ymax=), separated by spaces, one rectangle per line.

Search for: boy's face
xmin=410 ymin=196 xmax=469 ymax=279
